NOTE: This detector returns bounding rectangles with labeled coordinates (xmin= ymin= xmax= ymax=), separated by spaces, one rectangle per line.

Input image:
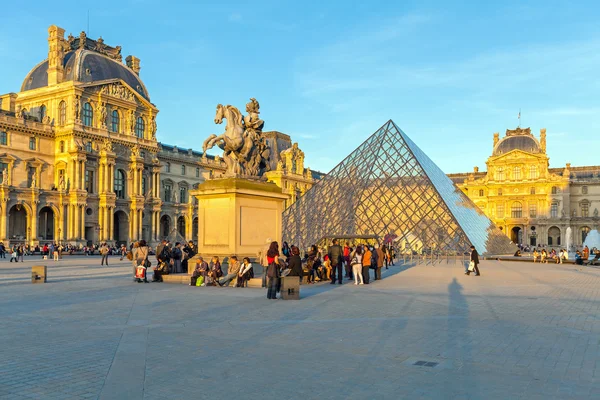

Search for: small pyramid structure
xmin=283 ymin=120 xmax=515 ymax=255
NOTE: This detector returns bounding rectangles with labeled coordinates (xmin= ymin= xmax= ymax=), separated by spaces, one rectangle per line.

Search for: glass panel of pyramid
xmin=282 ymin=120 xmax=515 ymax=255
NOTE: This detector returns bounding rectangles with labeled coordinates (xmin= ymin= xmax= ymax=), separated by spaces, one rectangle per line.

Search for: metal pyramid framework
xmin=282 ymin=120 xmax=515 ymax=255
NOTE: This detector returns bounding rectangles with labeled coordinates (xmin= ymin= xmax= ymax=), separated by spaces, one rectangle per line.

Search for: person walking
xmin=465 ymin=245 xmax=480 ymax=276
xmin=328 ymin=239 xmax=343 ymax=285
xmin=135 ymin=240 xmax=150 ymax=283
xmin=100 ymin=243 xmax=109 ymax=266
xmin=375 ymin=244 xmax=384 ymax=280
xmin=350 ymin=246 xmax=364 ymax=285
xmin=266 ymin=241 xmax=281 ymax=299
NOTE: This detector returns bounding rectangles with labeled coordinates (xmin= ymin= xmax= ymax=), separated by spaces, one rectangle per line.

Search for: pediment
xmin=24 ymin=157 xmax=46 ymax=166
xmin=488 ymin=149 xmax=546 ymax=162
xmin=80 ymin=80 xmax=156 ymax=110
xmin=0 ymin=153 xmax=17 ymax=162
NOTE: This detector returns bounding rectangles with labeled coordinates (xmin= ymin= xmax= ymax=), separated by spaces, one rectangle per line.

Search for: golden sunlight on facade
xmin=0 ymin=25 xmax=321 ymax=248
xmin=448 ymin=127 xmax=600 ymax=248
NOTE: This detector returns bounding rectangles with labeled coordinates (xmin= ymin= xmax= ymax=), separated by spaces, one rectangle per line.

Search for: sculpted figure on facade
xmin=202 ymin=98 xmax=272 ymax=178
xmin=150 ymin=116 xmax=157 ymax=139
xmin=30 ymin=174 xmax=36 ymax=188
xmin=74 ymin=97 xmax=80 ymax=121
xmin=1 ymin=168 xmax=8 ymax=185
xmin=96 ymin=102 xmax=107 ymax=128
xmin=58 ymin=175 xmax=65 ymax=190
xmin=128 ymin=110 xmax=136 ymax=133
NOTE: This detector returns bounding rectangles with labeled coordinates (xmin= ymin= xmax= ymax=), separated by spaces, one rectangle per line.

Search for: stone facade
xmin=0 ymin=25 xmax=321 ymax=248
xmin=448 ymin=127 xmax=600 ymax=248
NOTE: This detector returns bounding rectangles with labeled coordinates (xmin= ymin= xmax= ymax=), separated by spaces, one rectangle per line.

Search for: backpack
xmin=196 ymin=276 xmax=204 ymax=286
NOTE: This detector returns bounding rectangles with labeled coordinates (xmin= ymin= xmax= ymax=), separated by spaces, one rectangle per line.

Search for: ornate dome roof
xmin=493 ymin=127 xmax=542 ymax=156
xmin=21 ymin=34 xmax=150 ymax=100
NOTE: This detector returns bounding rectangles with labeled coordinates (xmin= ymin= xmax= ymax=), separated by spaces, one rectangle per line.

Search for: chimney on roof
xmin=47 ymin=25 xmax=66 ymax=85
xmin=493 ymin=132 xmax=499 ymax=148
xmin=126 ymin=55 xmax=141 ymax=75
xmin=474 ymin=166 xmax=479 ymax=173
xmin=540 ymin=128 xmax=546 ymax=152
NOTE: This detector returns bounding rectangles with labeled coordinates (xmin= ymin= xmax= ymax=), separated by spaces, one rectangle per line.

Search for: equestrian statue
xmin=202 ymin=98 xmax=272 ymax=178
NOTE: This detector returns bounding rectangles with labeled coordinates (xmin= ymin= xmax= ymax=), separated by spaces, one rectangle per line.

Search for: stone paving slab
xmin=1 ymin=256 xmax=600 ymax=399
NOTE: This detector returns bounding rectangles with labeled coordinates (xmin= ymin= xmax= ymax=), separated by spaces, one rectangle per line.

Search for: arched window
xmin=529 ymin=165 xmax=538 ymax=179
xmin=135 ymin=117 xmax=145 ymax=138
xmin=513 ymin=166 xmax=521 ymax=180
xmin=511 ymin=202 xmax=522 ymax=218
xmin=59 ymin=141 xmax=65 ymax=152
xmin=83 ymin=102 xmax=93 ymax=126
xmin=478 ymin=189 xmax=484 ymax=197
xmin=165 ymin=162 xmax=171 ymax=173
xmin=551 ymin=186 xmax=558 ymax=194
xmin=114 ymin=169 xmax=125 ymax=199
xmin=181 ymin=165 xmax=186 ymax=175
xmin=496 ymin=167 xmax=504 ymax=181
xmin=59 ymin=101 xmax=66 ymax=125
xmin=39 ymin=105 xmax=46 ymax=122
xmin=111 ymin=110 xmax=119 ymax=132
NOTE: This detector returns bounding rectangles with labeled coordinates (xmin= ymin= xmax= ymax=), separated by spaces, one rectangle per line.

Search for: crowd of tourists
xmin=254 ymin=239 xmax=396 ymax=299
xmin=514 ymin=244 xmax=600 ymax=265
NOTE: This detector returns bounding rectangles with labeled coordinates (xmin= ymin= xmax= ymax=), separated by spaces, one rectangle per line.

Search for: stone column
xmin=0 ymin=200 xmax=7 ymax=242
xmin=80 ymin=161 xmax=85 ymax=190
xmin=108 ymin=207 xmax=114 ymax=241
xmin=80 ymin=205 xmax=85 ymax=241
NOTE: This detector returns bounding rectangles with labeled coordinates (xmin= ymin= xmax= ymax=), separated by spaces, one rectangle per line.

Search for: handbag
xmin=196 ymin=276 xmax=204 ymax=286
xmin=468 ymin=261 xmax=475 ymax=272
xmin=135 ymin=266 xmax=146 ymax=279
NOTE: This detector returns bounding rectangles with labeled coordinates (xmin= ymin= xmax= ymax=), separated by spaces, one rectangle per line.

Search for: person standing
xmin=266 ymin=241 xmax=280 ymax=299
xmin=17 ymin=245 xmax=24 ymax=262
xmin=258 ymin=238 xmax=272 ymax=288
xmin=375 ymin=244 xmax=384 ymax=280
xmin=350 ymin=246 xmax=364 ymax=285
xmin=100 ymin=243 xmax=109 ymax=266
xmin=328 ymin=239 xmax=343 ymax=285
xmin=343 ymin=242 xmax=351 ymax=280
xmin=465 ymin=245 xmax=480 ymax=276
xmin=361 ymin=245 xmax=372 ymax=284
xmin=172 ymin=242 xmax=183 ymax=274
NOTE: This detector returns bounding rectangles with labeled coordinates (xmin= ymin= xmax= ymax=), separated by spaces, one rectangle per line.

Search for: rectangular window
xmin=196 ymin=167 xmax=200 ymax=178
xmin=530 ymin=187 xmax=535 ymax=195
xmin=529 ymin=204 xmax=537 ymax=218
xmin=164 ymin=184 xmax=172 ymax=202
xmin=85 ymin=170 xmax=94 ymax=193
xmin=551 ymin=203 xmax=558 ymax=218
xmin=582 ymin=186 xmax=588 ymax=195
xmin=0 ymin=131 xmax=7 ymax=145
xmin=29 ymin=137 xmax=36 ymax=150
xmin=497 ymin=188 xmax=502 ymax=196
xmin=582 ymin=203 xmax=589 ymax=217
xmin=496 ymin=204 xmax=504 ymax=218
xmin=180 ymin=187 xmax=187 ymax=203
xmin=142 ymin=177 xmax=147 ymax=196
xmin=181 ymin=165 xmax=186 ymax=175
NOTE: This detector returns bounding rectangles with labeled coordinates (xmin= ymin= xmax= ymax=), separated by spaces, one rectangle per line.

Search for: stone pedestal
xmin=190 ymin=178 xmax=288 ymax=260
xmin=281 ymin=276 xmax=300 ymax=300
xmin=31 ymin=265 xmax=47 ymax=284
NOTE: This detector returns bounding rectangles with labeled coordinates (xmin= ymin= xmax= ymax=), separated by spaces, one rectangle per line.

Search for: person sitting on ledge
xmin=559 ymin=249 xmax=567 ymax=264
xmin=549 ymin=249 xmax=559 ymax=264
xmin=532 ymin=249 xmax=539 ymax=263
xmin=575 ymin=250 xmax=583 ymax=265
xmin=217 ymin=256 xmax=241 ymax=286
xmin=541 ymin=249 xmax=548 ymax=264
xmin=207 ymin=256 xmax=223 ymax=285
xmin=190 ymin=257 xmax=208 ymax=286
xmin=236 ymin=257 xmax=254 ymax=287
xmin=587 ymin=249 xmax=600 ymax=266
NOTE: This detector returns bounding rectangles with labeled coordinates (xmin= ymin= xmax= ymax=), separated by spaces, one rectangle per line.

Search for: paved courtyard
xmin=1 ymin=255 xmax=600 ymax=399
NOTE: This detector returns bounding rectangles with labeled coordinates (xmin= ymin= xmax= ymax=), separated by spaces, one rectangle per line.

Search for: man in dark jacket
xmin=172 ymin=242 xmax=183 ymax=274
xmin=465 ymin=245 xmax=480 ymax=276
xmin=328 ymin=239 xmax=343 ymax=285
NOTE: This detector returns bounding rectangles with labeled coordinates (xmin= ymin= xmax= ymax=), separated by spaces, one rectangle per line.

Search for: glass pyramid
xmin=282 ymin=120 xmax=515 ymax=256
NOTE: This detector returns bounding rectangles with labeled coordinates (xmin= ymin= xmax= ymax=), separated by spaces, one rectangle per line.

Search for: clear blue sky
xmin=1 ymin=0 xmax=599 ymax=174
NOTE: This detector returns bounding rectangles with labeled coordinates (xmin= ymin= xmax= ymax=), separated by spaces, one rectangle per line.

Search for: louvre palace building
xmin=0 ymin=25 xmax=319 ymax=248
xmin=448 ymin=127 xmax=600 ymax=248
